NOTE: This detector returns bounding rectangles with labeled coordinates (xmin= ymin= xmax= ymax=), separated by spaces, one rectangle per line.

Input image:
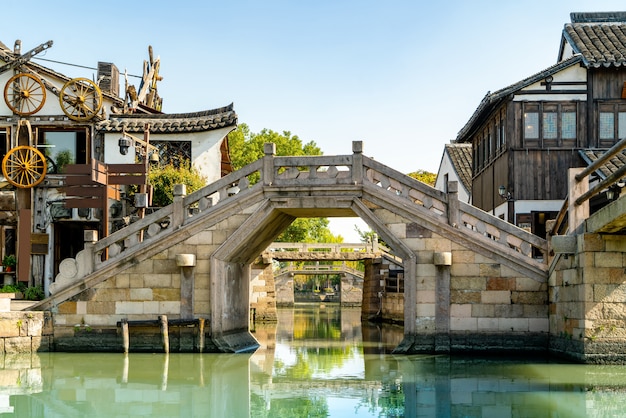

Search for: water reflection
xmin=2 ymin=305 xmax=626 ymax=417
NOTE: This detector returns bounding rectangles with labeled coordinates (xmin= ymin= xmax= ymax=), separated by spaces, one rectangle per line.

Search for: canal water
xmin=2 ymin=304 xmax=626 ymax=417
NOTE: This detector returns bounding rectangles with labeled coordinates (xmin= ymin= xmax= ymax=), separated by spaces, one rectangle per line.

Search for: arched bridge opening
xmin=33 ymin=141 xmax=548 ymax=354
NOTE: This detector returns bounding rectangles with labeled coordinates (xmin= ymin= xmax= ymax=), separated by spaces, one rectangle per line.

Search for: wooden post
xmin=159 ymin=315 xmax=169 ymax=353
xmin=121 ymin=318 xmax=129 ymax=354
xmin=198 ymin=318 xmax=205 ymax=353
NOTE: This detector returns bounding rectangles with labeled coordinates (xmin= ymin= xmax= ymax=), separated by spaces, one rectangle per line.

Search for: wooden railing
xmin=549 ymin=136 xmax=626 ymax=236
xmin=50 ymin=141 xmax=547 ymax=294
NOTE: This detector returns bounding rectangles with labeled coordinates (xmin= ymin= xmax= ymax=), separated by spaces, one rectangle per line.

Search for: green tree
xmin=228 ymin=123 xmax=322 ymax=171
xmin=149 ymin=161 xmax=206 ymax=207
xmin=228 ymin=124 xmax=340 ymax=243
xmin=408 ymin=169 xmax=436 ymax=186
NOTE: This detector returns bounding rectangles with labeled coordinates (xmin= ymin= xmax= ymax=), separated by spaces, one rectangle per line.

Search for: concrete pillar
xmin=176 ymin=253 xmax=196 ymax=320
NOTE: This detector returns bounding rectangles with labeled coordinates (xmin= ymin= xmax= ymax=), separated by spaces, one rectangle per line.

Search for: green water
xmin=2 ymin=305 xmax=626 ymax=417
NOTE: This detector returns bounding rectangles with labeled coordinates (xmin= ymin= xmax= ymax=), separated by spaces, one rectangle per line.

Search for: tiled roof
xmin=563 ymin=12 xmax=626 ymax=68
xmin=445 ymin=143 xmax=473 ymax=193
xmin=455 ymin=55 xmax=582 ymax=142
xmin=96 ymin=104 xmax=237 ymax=133
xmin=579 ymin=149 xmax=626 ymax=180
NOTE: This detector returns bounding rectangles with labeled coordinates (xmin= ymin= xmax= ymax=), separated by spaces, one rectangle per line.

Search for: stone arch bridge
xmin=31 ymin=140 xmax=615 ymax=360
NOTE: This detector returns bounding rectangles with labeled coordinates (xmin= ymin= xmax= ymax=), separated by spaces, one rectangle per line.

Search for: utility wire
xmin=32 ymin=57 xmax=142 ymax=78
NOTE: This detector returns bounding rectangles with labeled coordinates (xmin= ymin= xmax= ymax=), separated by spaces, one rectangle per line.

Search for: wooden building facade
xmin=0 ymin=40 xmax=237 ymax=293
xmin=454 ymin=12 xmax=626 ymax=239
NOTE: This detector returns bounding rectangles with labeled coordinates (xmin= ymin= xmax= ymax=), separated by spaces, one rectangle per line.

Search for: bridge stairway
xmin=31 ymin=142 xmax=548 ymax=311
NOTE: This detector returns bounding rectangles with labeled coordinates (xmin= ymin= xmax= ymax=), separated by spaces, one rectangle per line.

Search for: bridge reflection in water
xmin=3 ymin=305 xmax=626 ymax=417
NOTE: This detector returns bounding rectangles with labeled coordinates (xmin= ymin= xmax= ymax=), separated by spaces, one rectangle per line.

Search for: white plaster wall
xmin=435 ymin=151 xmax=471 ymax=203
xmin=514 ymin=65 xmax=587 ymax=102
xmin=103 ymin=126 xmax=234 ymax=182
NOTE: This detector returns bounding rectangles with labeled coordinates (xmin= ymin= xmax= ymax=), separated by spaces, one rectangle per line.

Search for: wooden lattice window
xmin=151 ymin=140 xmax=192 ymax=167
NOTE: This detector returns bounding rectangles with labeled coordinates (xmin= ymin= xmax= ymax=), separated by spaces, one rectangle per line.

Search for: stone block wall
xmin=381 ymin=293 xmax=404 ymax=322
xmin=250 ymin=261 xmax=277 ymax=321
xmin=0 ymin=312 xmax=52 ymax=353
xmin=51 ymin=223 xmax=230 ymax=352
xmin=340 ymin=276 xmax=363 ymax=307
xmin=388 ymin=214 xmax=549 ymax=353
xmin=550 ymin=233 xmax=626 ymax=363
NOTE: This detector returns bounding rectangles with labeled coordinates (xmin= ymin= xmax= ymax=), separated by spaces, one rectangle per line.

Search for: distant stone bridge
xmin=28 ymin=140 xmax=626 ymax=362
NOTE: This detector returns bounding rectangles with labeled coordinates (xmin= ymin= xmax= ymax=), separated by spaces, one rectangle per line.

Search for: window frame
xmin=598 ymin=102 xmax=626 ymax=146
xmin=35 ymin=127 xmax=90 ymax=173
xmin=523 ymin=102 xmax=577 ymax=148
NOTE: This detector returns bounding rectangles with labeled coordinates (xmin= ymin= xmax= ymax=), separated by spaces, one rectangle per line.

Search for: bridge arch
xmin=35 ymin=141 xmax=548 ymax=354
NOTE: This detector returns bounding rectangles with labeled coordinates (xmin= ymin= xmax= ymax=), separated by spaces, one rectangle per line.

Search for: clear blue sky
xmin=2 ymin=0 xmax=624 ymax=240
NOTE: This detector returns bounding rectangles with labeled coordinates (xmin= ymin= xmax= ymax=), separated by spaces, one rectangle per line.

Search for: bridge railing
xmin=90 ymin=159 xmax=264 ymax=269
xmin=54 ymin=141 xmax=546 ymax=292
xmin=267 ymin=242 xmax=377 ymax=253
xmin=275 ymin=263 xmax=364 ymax=278
xmin=360 ymin=152 xmax=547 ymax=260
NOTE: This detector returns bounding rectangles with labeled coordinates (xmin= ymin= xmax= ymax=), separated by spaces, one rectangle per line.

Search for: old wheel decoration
xmin=2 ymin=145 xmax=47 ymax=188
xmin=3 ymin=73 xmax=46 ymax=116
xmin=59 ymin=77 xmax=103 ymax=121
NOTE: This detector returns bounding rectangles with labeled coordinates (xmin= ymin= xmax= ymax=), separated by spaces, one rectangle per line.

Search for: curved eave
xmin=562 ymin=23 xmax=626 ymax=68
xmin=96 ymin=103 xmax=238 ymax=134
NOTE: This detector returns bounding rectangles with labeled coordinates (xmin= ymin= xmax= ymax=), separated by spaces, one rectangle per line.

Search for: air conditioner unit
xmin=98 ymin=62 xmax=120 ymax=97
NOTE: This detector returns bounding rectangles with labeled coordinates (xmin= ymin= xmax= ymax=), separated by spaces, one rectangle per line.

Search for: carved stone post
xmin=263 ymin=143 xmax=276 ymax=186
xmin=352 ymin=141 xmax=363 ymax=185
xmin=447 ymin=181 xmax=459 ymax=228
xmin=171 ymin=184 xmax=186 ymax=228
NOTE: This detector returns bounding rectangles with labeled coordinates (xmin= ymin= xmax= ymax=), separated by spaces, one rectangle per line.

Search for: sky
xmin=2 ymin=0 xmax=625 ymax=241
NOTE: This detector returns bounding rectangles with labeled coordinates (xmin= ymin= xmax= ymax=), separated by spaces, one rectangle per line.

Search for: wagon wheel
xmin=2 ymin=145 xmax=47 ymax=188
xmin=3 ymin=73 xmax=46 ymax=116
xmin=59 ymin=77 xmax=103 ymax=121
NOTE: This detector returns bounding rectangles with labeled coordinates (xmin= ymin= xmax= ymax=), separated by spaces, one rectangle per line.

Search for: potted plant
xmin=2 ymin=255 xmax=16 ymax=272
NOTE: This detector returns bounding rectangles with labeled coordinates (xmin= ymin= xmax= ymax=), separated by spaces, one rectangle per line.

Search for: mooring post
xmin=198 ymin=318 xmax=205 ymax=353
xmin=159 ymin=315 xmax=170 ymax=353
xmin=121 ymin=318 xmax=129 ymax=354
